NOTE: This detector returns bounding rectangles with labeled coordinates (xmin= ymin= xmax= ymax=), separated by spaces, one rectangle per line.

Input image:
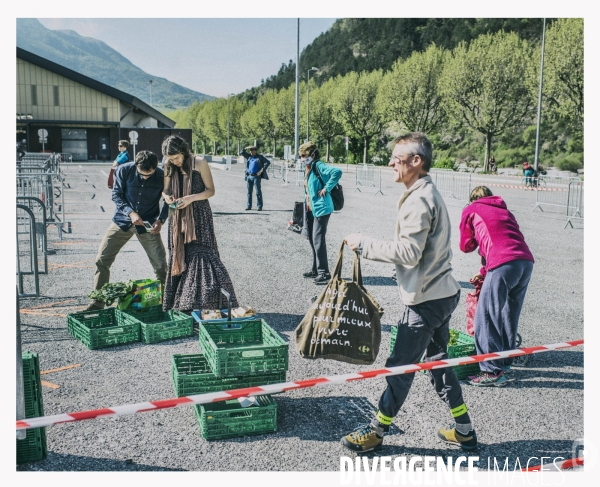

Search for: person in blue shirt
xmin=112 ymin=140 xmax=130 ymax=167
xmin=83 ymin=150 xmax=169 ymax=311
xmin=240 ymin=146 xmax=270 ymax=211
xmin=300 ymin=141 xmax=342 ymax=284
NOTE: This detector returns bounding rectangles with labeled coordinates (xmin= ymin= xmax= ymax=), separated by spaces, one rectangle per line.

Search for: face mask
xmin=301 ymin=150 xmax=316 ymax=167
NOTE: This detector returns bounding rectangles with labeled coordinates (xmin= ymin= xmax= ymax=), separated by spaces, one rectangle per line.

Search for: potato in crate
xmin=121 ymin=305 xmax=193 ymax=344
xmin=194 ymin=395 xmax=277 ymax=440
xmin=198 ymin=319 xmax=288 ymax=378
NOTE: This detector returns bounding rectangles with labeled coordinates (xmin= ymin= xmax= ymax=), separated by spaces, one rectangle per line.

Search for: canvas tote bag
xmin=295 ymin=242 xmax=384 ymax=365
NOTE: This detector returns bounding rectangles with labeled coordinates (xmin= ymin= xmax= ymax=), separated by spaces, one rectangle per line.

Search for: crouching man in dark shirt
xmin=84 ymin=150 xmax=169 ymax=311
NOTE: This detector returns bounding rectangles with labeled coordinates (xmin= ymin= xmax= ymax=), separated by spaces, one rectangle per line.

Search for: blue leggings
xmin=474 ymin=260 xmax=533 ymax=374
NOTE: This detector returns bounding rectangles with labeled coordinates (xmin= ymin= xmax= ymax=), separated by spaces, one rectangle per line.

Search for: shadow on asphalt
xmin=258 ymin=312 xmax=305 ymax=333
xmin=275 ymin=395 xmax=403 ymax=441
xmin=361 ymin=276 xmax=397 ymax=286
xmin=17 ymin=453 xmax=186 ymax=471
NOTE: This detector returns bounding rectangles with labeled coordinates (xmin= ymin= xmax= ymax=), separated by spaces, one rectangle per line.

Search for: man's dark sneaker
xmin=245 ymin=207 xmax=251 ymax=211
xmin=257 ymin=208 xmax=263 ymax=211
xmin=437 ymin=423 xmax=478 ymax=451
xmin=341 ymin=423 xmax=383 ymax=453
xmin=303 ymin=270 xmax=318 ymax=278
xmin=82 ymin=302 xmax=104 ymax=312
xmin=313 ymin=273 xmax=331 ymax=285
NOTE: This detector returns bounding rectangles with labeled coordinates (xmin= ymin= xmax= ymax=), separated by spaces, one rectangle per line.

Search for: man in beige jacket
xmin=341 ymin=132 xmax=476 ymax=453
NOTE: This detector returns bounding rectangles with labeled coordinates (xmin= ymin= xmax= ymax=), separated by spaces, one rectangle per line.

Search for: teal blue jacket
xmin=304 ymin=160 xmax=343 ymax=217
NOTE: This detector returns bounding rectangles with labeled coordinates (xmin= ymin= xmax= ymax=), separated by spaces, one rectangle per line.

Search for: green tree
xmin=333 ymin=70 xmax=387 ymax=164
xmin=441 ymin=31 xmax=535 ymax=171
xmin=378 ymin=44 xmax=448 ymax=133
xmin=217 ymin=96 xmax=248 ymax=155
xmin=245 ymin=90 xmax=279 ymax=154
xmin=271 ymin=85 xmax=296 ymax=142
xmin=543 ymin=18 xmax=583 ymax=132
xmin=307 ymin=78 xmax=345 ymax=161
xmin=199 ymin=98 xmax=226 ymax=154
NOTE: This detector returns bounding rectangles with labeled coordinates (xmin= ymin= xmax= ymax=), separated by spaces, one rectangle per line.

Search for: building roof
xmin=17 ymin=47 xmax=175 ymax=128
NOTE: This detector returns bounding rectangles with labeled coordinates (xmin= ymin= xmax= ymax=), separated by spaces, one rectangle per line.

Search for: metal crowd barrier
xmin=268 ymin=159 xmax=284 ymax=180
xmin=16 ymin=204 xmax=40 ymax=297
xmin=532 ymin=176 xmax=581 ymax=214
xmin=19 ymin=152 xmax=63 ymax=173
xmin=17 ymin=197 xmax=52 ymax=273
xmin=565 ymin=180 xmax=584 ymax=229
xmin=355 ymin=164 xmax=383 ymax=195
xmin=16 ymin=171 xmax=67 ymax=239
xmin=430 ymin=169 xmax=472 ymax=202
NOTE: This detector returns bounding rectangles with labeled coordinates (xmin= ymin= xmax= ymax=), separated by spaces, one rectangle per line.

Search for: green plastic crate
xmin=122 ymin=306 xmax=193 ymax=344
xmin=195 ymin=395 xmax=277 ymax=440
xmin=67 ymin=307 xmax=140 ymax=349
xmin=17 ymin=351 xmax=47 ymax=465
xmin=198 ymin=319 xmax=288 ymax=378
xmin=389 ymin=326 xmax=480 ymax=380
xmin=172 ymin=353 xmax=287 ymax=397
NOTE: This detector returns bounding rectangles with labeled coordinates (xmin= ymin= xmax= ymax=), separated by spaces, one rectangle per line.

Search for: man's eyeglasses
xmin=390 ymin=154 xmax=417 ymax=165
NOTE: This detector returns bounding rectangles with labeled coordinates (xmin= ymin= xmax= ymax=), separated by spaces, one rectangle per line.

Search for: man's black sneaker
xmin=314 ymin=273 xmax=331 ymax=285
xmin=257 ymin=208 xmax=263 ymax=211
xmin=303 ymin=270 xmax=318 ymax=278
xmin=245 ymin=207 xmax=251 ymax=211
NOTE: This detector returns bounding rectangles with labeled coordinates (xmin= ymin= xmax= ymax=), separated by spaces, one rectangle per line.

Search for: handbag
xmin=288 ymin=201 xmax=304 ymax=233
xmin=466 ymin=276 xmax=483 ymax=336
xmin=312 ymin=163 xmax=344 ymax=211
xmin=295 ymin=242 xmax=384 ymax=365
xmin=107 ymin=168 xmax=115 ymax=189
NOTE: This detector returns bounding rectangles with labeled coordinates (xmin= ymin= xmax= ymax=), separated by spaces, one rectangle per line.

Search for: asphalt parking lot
xmin=16 ymin=160 xmax=584 ymax=472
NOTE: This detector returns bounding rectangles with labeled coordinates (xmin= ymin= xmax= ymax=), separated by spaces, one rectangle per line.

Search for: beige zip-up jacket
xmin=361 ymin=175 xmax=460 ymax=306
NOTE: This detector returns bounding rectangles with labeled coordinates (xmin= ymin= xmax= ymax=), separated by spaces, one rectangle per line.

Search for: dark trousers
xmin=246 ymin=175 xmax=263 ymax=209
xmin=306 ymin=211 xmax=331 ymax=275
xmin=379 ymin=291 xmax=465 ymax=419
xmin=475 ymin=260 xmax=533 ymax=374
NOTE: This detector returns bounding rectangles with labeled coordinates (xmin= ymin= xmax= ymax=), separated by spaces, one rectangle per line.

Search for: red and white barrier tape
xmin=485 ymin=183 xmax=567 ymax=192
xmin=16 ymin=340 xmax=583 ymax=431
xmin=522 ymin=457 xmax=583 ymax=471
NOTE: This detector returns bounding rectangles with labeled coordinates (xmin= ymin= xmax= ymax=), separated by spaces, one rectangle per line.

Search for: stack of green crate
xmin=389 ymin=326 xmax=480 ymax=380
xmin=173 ymin=318 xmax=288 ymax=440
xmin=17 ymin=351 xmax=47 ymax=465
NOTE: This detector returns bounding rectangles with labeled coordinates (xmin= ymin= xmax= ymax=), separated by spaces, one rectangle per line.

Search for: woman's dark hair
xmin=135 ymin=150 xmax=158 ymax=172
xmin=162 ymin=135 xmax=193 ymax=176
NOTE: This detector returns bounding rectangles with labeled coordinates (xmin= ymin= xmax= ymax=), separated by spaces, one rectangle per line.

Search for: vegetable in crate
xmin=88 ymin=280 xmax=136 ymax=305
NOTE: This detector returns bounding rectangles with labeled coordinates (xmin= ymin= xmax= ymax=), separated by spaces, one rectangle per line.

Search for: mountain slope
xmin=16 ymin=18 xmax=213 ymax=110
xmin=240 ymin=18 xmax=552 ymax=102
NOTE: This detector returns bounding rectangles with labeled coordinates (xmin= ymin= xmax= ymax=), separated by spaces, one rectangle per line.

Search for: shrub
xmin=433 ymin=155 xmax=457 ymax=170
xmin=555 ymin=154 xmax=583 ymax=172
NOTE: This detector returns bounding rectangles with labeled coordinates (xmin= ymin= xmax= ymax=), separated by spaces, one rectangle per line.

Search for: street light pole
xmin=227 ymin=94 xmax=230 ymax=156
xmin=306 ymin=67 xmax=318 ymax=143
xmin=149 ymin=80 xmax=153 ymax=106
xmin=533 ymin=18 xmax=546 ymax=173
xmin=294 ymin=19 xmax=300 ymax=166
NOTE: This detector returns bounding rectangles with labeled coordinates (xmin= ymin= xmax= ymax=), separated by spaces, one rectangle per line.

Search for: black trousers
xmin=378 ymin=291 xmax=465 ymax=419
xmin=306 ymin=211 xmax=331 ymax=275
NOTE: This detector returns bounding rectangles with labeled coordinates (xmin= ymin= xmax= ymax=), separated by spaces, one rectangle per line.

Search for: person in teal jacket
xmin=299 ymin=141 xmax=342 ymax=284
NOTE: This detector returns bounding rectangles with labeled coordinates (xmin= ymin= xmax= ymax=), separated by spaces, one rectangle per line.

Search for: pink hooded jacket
xmin=459 ymin=195 xmax=534 ymax=277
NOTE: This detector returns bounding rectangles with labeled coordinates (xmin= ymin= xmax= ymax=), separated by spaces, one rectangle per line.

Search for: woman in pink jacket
xmin=459 ymin=186 xmax=534 ymax=387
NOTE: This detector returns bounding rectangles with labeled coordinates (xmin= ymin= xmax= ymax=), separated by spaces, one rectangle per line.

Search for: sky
xmin=37 ymin=18 xmax=338 ymax=98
